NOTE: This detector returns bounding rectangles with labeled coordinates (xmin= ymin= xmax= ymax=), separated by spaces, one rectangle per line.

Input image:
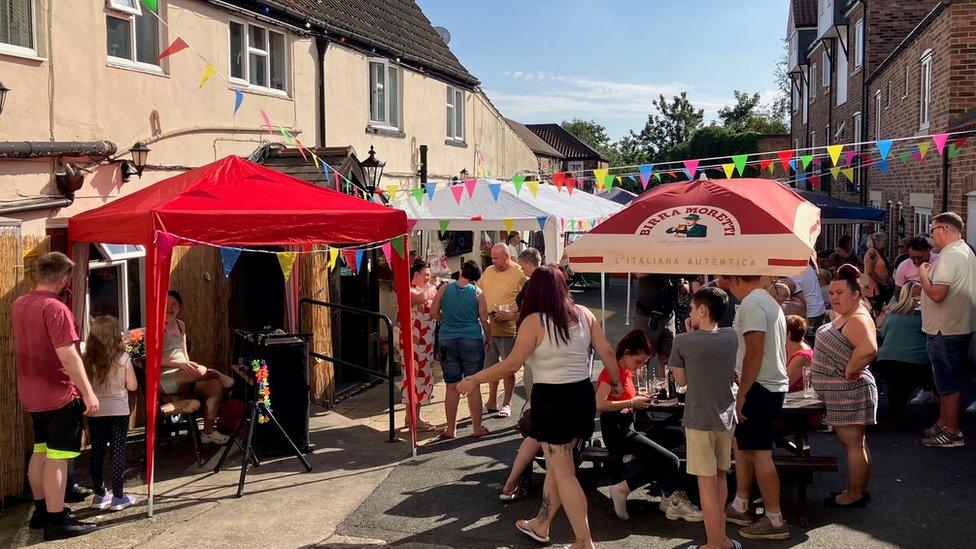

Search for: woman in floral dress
xmin=404 ymin=259 xmax=438 ymax=431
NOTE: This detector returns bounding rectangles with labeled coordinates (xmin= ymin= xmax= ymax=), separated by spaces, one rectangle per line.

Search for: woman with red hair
xmin=459 ymin=265 xmax=621 ymax=549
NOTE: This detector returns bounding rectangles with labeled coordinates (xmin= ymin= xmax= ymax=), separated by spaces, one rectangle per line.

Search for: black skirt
xmin=530 ymin=378 xmax=596 ymax=445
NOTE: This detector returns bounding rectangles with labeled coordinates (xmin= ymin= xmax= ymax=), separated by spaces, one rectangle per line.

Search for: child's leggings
xmin=88 ymin=415 xmax=129 ymax=498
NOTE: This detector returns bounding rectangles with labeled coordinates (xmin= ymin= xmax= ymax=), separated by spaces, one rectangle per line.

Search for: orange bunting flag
xmin=198 ymin=63 xmax=217 ymax=88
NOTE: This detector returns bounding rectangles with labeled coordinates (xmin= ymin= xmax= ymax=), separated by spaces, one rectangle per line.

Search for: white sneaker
xmin=967 ymin=401 xmax=976 ymax=414
xmin=497 ymin=405 xmax=512 ymax=418
xmin=608 ymin=484 xmax=630 ymax=520
xmin=200 ymin=431 xmax=230 ymax=444
xmin=663 ymin=490 xmax=704 ymax=522
xmin=910 ymin=389 xmax=938 ymax=406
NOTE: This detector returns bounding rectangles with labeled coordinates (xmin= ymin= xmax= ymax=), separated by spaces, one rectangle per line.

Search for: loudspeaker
xmin=252 ymin=337 xmax=312 ymax=456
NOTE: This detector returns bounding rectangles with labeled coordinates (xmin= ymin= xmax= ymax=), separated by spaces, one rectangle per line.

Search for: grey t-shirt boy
xmin=668 ymin=328 xmax=738 ymax=431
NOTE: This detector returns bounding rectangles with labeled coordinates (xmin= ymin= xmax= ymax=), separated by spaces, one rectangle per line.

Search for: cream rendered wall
xmin=0 ymin=0 xmax=318 ymax=237
xmin=322 ymin=43 xmax=535 ymax=188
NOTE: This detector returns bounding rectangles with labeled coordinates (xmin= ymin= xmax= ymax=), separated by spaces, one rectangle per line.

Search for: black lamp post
xmin=360 ymin=145 xmax=385 ymax=194
xmin=121 ymin=141 xmax=150 ymax=182
xmin=0 ymin=81 xmax=9 ymax=117
xmin=459 ymin=168 xmax=469 ymax=180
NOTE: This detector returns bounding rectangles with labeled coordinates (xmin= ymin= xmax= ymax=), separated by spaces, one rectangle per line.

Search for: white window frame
xmin=0 ymin=0 xmax=38 ymax=57
xmin=85 ymin=258 xmax=146 ymax=336
xmin=875 ymin=90 xmax=882 ymax=139
xmin=567 ymin=160 xmax=585 ymax=173
xmin=903 ymin=65 xmax=910 ymax=99
xmin=811 ymin=131 xmax=817 ymax=148
xmin=96 ymin=243 xmax=146 ymax=260
xmin=811 ymin=63 xmax=818 ymax=98
xmin=106 ymin=1 xmax=162 ymax=74
xmin=853 ymin=111 xmax=862 ymax=150
xmin=107 ymin=0 xmax=142 ymax=16
xmin=228 ymin=18 xmax=288 ymax=95
xmin=886 ymin=81 xmax=891 ymax=109
xmin=920 ymin=49 xmax=933 ymax=130
xmin=854 ymin=20 xmax=864 ymax=69
xmin=915 ymin=207 xmax=932 ymax=236
xmin=822 ymin=50 xmax=830 ymax=87
xmin=802 ymin=68 xmax=809 ymax=123
xmin=446 ymin=85 xmax=465 ymax=142
xmin=792 ymin=78 xmax=800 ymax=113
xmin=367 ymin=57 xmax=401 ymax=130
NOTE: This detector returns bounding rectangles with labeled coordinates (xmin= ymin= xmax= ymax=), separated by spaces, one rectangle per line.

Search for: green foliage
xmin=671 ymin=126 xmax=760 ymax=161
xmin=560 ymin=118 xmax=616 ymax=161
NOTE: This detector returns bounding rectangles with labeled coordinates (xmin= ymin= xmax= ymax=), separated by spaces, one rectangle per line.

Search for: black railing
xmin=298 ymin=298 xmax=398 ymax=443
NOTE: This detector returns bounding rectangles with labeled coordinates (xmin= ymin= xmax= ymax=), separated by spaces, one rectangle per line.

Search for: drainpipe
xmin=419 ymin=145 xmax=428 ymax=185
xmin=827 ymin=39 xmax=834 ymax=197
xmin=941 ymin=144 xmax=950 ymax=213
xmin=0 ymin=196 xmax=73 ymax=215
xmin=315 ymin=36 xmax=329 ymax=147
xmin=859 ymin=0 xmax=870 ymax=206
xmin=0 ymin=141 xmax=117 ymax=158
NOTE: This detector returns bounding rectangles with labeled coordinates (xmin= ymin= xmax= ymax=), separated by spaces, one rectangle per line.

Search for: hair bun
xmin=836 ymin=263 xmax=862 ymax=280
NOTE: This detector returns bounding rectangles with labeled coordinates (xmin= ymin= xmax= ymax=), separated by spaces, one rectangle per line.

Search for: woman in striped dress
xmin=811 ymin=264 xmax=879 ymax=508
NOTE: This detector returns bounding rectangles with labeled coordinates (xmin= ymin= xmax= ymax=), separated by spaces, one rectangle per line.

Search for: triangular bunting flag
xmin=328 ymin=248 xmax=339 ymax=270
xmin=381 ymin=242 xmax=393 ymax=265
xmin=526 ymin=180 xmax=540 ymax=198
xmin=842 ymin=167 xmax=855 ymax=182
xmin=552 ymin=172 xmax=567 ymax=188
xmin=844 ymin=150 xmax=857 ymax=166
xmin=140 ymin=0 xmax=158 ymax=12
xmin=592 ymin=168 xmax=609 ymax=187
xmin=789 ymin=158 xmax=797 ymax=171
xmin=933 ymin=133 xmax=950 ymax=155
xmin=948 ymin=143 xmax=959 ymax=158
xmin=759 ymin=159 xmax=773 ymax=173
xmin=913 ymin=151 xmax=925 ymax=165
xmin=683 ymin=160 xmax=699 ymax=180
xmin=341 ymin=249 xmax=357 ymax=272
xmin=654 ymin=172 xmax=662 ymax=182
xmin=778 ymin=150 xmax=794 ymax=171
xmin=503 ymin=218 xmax=515 ymax=232
xmin=876 ymin=139 xmax=894 ymax=160
xmin=157 ymin=37 xmax=189 ymax=61
xmin=536 ymin=216 xmax=548 ymax=232
xmin=800 ymin=155 xmax=814 ymax=169
xmin=569 ymin=219 xmax=577 ymax=232
xmin=594 ymin=176 xmax=604 ymax=191
xmin=438 ymin=219 xmax=450 ymax=235
xmin=917 ymin=142 xmax=931 ymax=158
xmin=279 ymin=126 xmax=295 ymax=145
xmin=311 ymin=153 xmax=321 ymax=173
xmin=294 ymin=140 xmax=309 ymax=162
xmin=732 ymin=154 xmax=748 ymax=176
xmin=900 ymin=151 xmax=912 ymax=163
xmin=810 ymin=174 xmax=821 ymax=190
xmin=877 ymin=159 xmax=890 ymax=174
xmin=722 ymin=163 xmax=735 ymax=179
xmin=449 ymin=185 xmax=464 ymax=204
xmin=464 ymin=178 xmax=478 ymax=198
xmin=391 ymin=236 xmax=405 ymax=258
xmin=259 ymin=108 xmax=273 ymax=135
xmin=487 ymin=183 xmax=501 ymax=201
xmin=385 ymin=185 xmax=399 ymax=201
xmin=411 ymin=188 xmax=425 ymax=205
xmin=566 ymin=178 xmax=576 ymax=195
xmin=604 ymin=174 xmax=616 ymax=191
xmin=826 ymin=144 xmax=844 ymax=167
xmin=830 ymin=167 xmax=841 ymax=180
xmin=512 ymin=174 xmax=526 ymax=194
xmin=198 ymin=63 xmax=217 ymax=88
xmin=424 ymin=182 xmax=437 ymax=201
xmin=234 ymin=89 xmax=245 ymax=115
xmin=638 ymin=164 xmax=654 ymax=189
xmin=220 ymin=247 xmax=242 ymax=277
xmin=797 ymin=170 xmax=807 ymax=185
xmin=277 ymin=252 xmax=297 ymax=281
xmin=355 ymin=250 xmax=365 ymax=272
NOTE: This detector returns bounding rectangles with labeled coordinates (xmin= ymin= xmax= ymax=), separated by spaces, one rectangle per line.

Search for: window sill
xmin=0 ymin=47 xmax=45 ymax=63
xmin=366 ymin=125 xmax=406 ymax=139
xmin=445 ymin=139 xmax=468 ymax=148
xmin=230 ymin=84 xmax=291 ymax=100
xmin=107 ymin=59 xmax=168 ymax=78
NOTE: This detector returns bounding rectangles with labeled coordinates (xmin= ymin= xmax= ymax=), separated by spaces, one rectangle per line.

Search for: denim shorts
xmin=438 ymin=338 xmax=485 ymax=384
xmin=926 ymin=333 xmax=972 ymax=395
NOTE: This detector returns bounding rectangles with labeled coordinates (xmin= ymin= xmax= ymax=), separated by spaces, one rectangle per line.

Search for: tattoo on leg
xmin=538 ymin=496 xmax=551 ymax=522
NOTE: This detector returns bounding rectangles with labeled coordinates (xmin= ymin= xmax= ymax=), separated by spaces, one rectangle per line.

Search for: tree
xmin=625 ymin=92 xmax=705 ymax=162
xmin=560 ymin=119 xmax=615 ymax=160
xmin=769 ymin=42 xmax=791 ymax=125
xmin=719 ymin=90 xmax=788 ymax=134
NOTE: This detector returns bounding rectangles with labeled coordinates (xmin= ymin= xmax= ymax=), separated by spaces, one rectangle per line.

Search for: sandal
xmin=471 ymin=426 xmax=490 ymax=439
xmin=436 ymin=429 xmax=456 ymax=440
xmin=499 ymin=485 xmax=527 ymax=502
xmin=515 ymin=519 xmax=549 ymax=543
xmin=405 ymin=419 xmax=438 ymax=432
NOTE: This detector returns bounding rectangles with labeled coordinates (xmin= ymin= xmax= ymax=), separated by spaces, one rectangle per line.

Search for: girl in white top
xmin=83 ymin=316 xmax=138 ymax=511
xmin=459 ymin=265 xmax=621 ymax=549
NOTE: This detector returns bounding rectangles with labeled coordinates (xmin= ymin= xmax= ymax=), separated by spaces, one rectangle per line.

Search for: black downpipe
xmin=0 ymin=141 xmax=116 ymax=159
xmin=0 ymin=196 xmax=73 ymax=215
xmin=419 ymin=145 xmax=428 ymax=185
xmin=827 ymin=40 xmax=834 ymax=197
xmin=941 ymin=145 xmax=950 ymax=213
xmin=315 ymin=37 xmax=329 ymax=147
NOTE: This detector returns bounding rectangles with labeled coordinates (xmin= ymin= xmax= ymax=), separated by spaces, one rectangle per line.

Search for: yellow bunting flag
xmin=198 ymin=63 xmax=217 ymax=88
xmin=918 ymin=142 xmax=931 ymax=158
xmin=830 ymin=167 xmax=841 ymax=180
xmin=592 ymin=168 xmax=608 ymax=187
xmin=841 ymin=167 xmax=855 ymax=182
xmin=722 ymin=164 xmax=735 ymax=179
xmin=311 ymin=153 xmax=321 ymax=172
xmin=328 ymin=248 xmax=339 ymax=270
xmin=277 ymin=252 xmax=297 ymax=280
xmin=503 ymin=218 xmax=515 ymax=232
xmin=526 ymin=180 xmax=540 ymax=198
xmin=385 ymin=185 xmax=399 ymax=201
xmin=826 ymin=144 xmax=844 ymax=167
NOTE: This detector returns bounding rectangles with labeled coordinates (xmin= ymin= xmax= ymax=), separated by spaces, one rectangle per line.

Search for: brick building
xmin=787 ymin=0 xmax=976 ymax=248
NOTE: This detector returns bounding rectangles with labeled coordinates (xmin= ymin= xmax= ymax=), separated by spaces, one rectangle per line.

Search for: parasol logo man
xmin=667 ymin=213 xmax=708 ymax=238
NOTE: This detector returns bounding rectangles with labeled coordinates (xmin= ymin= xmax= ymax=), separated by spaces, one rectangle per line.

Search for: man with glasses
xmin=918 ymin=213 xmax=976 ymax=448
xmin=894 ymin=236 xmax=938 ymax=291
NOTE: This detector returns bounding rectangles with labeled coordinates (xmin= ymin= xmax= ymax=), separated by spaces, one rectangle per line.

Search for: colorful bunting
xmin=140 ymin=0 xmax=158 ymax=12
xmin=536 ymin=216 xmax=548 ymax=231
xmin=259 ymin=108 xmax=273 ymax=135
xmin=592 ymin=169 xmax=609 ymax=188
xmin=487 ymin=183 xmax=501 ymax=202
xmin=385 ymin=185 xmax=400 ymax=201
xmin=463 ymin=178 xmax=478 ymax=198
xmin=277 ymin=252 xmax=297 ymax=280
xmin=198 ymin=63 xmax=217 ymax=88
xmin=341 ymin=249 xmax=357 ymax=272
xmin=899 ymin=151 xmax=912 ymax=164
xmin=759 ymin=159 xmax=773 ymax=173
xmin=789 ymin=158 xmax=797 ymax=171
xmin=876 ymin=139 xmax=894 ymax=160
xmin=155 ymin=231 xmax=180 ymax=262
xmin=355 ymin=250 xmax=364 ymax=272
xmin=933 ymin=133 xmax=950 ymax=156
xmin=328 ymin=248 xmax=339 ymax=270
xmin=438 ymin=219 xmax=450 ymax=235
xmin=654 ymin=172 xmax=662 ymax=182
xmin=512 ymin=174 xmax=526 ymax=195
xmin=220 ymin=247 xmax=242 ymax=277
xmin=424 ymin=182 xmax=437 ymax=201
xmin=449 ymin=186 xmax=464 ymax=204
xmin=830 ymin=167 xmax=841 ymax=180
xmin=800 ymin=155 xmax=813 ymax=169
xmin=844 ymin=150 xmax=857 ymax=166
xmin=233 ymin=89 xmax=245 ymax=115
xmin=294 ymin=140 xmax=308 ymax=162
xmin=917 ymin=142 xmax=931 ymax=158
xmin=826 ymin=144 xmax=844 ymax=167
xmin=526 ymin=180 xmax=540 ymax=198
xmin=604 ymin=174 xmax=616 ymax=191
xmin=842 ymin=167 xmax=855 ymax=182
xmin=157 ymin=38 xmax=189 ymax=61
xmin=566 ymin=178 xmax=576 ymax=195
xmin=411 ymin=188 xmax=425 ymax=205
xmin=732 ymin=155 xmax=748 ymax=176
xmin=797 ymin=170 xmax=807 ymax=185
xmin=552 ymin=172 xmax=567 ymax=188
xmin=877 ymin=159 xmax=890 ymax=174
xmin=380 ymin=242 xmax=393 ymax=265
xmin=809 ymin=174 xmax=821 ymax=190
xmin=503 ymin=218 xmax=515 ymax=232
xmin=683 ymin=160 xmax=699 ymax=180
xmin=948 ymin=143 xmax=959 ymax=159
xmin=913 ymin=151 xmax=925 ymax=165
xmin=391 ymin=236 xmax=405 ymax=258
xmin=777 ymin=150 xmax=794 ymax=172
xmin=638 ymin=164 xmax=654 ymax=189
xmin=722 ymin=163 xmax=735 ymax=179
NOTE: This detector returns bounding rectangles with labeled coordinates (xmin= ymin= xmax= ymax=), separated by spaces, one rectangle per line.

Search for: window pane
xmin=446 ymin=88 xmax=454 ymax=137
xmin=1 ymin=0 xmax=33 ymax=48
xmin=230 ymin=22 xmax=244 ymax=79
xmin=126 ymin=259 xmax=143 ymax=330
xmin=106 ymin=16 xmax=132 ymax=60
xmin=269 ymin=31 xmax=285 ymax=90
xmin=249 ymin=25 xmax=265 ymax=51
xmin=90 ymin=266 xmax=122 ymax=320
xmin=135 ymin=11 xmax=159 ymax=64
xmin=387 ymin=66 xmax=398 ymax=127
xmin=370 ymin=62 xmax=385 ymax=123
xmin=249 ymin=52 xmax=267 ymax=86
xmin=455 ymin=89 xmax=463 ymax=138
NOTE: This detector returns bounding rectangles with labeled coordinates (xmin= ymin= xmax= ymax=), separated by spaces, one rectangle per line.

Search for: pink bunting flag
xmin=381 ymin=242 xmax=393 ymax=265
xmin=294 ymin=139 xmax=309 ymax=162
xmin=157 ymin=37 xmax=189 ymax=61
xmin=450 ymin=185 xmax=465 ymax=204
xmin=683 ymin=160 xmax=699 ymax=180
xmin=463 ymin=178 xmax=478 ymax=198
xmin=844 ymin=150 xmax=857 ymax=166
xmin=406 ymin=219 xmax=418 ymax=232
xmin=155 ymin=231 xmax=180 ymax=261
xmin=259 ymin=109 xmax=273 ymax=136
xmin=932 ymin=133 xmax=950 ymax=156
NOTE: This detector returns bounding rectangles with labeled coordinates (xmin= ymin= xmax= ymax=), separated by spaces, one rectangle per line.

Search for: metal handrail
xmin=298 ymin=298 xmax=398 ymax=443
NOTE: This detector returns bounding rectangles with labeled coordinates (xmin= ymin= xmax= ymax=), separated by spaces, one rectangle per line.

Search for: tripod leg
xmin=237 ymin=403 xmax=259 ymax=497
xmin=234 ymin=438 xmax=261 ymax=467
xmin=214 ymin=430 xmax=236 ymax=473
xmin=262 ymin=404 xmax=312 ymax=472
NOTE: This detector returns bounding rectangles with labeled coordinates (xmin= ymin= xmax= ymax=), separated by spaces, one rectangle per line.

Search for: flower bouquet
xmin=125 ymin=328 xmax=146 ymax=360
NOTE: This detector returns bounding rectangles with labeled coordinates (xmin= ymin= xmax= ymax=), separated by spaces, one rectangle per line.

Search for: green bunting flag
xmin=604 ymin=174 xmax=615 ymax=191
xmin=411 ymin=188 xmax=425 ymax=205
xmin=732 ymin=155 xmax=748 ymax=176
xmin=438 ymin=220 xmax=450 ymax=235
xmin=899 ymin=151 xmax=912 ymax=163
xmin=512 ymin=174 xmax=526 ymax=194
xmin=653 ymin=172 xmax=661 ymax=182
xmin=391 ymin=236 xmax=405 ymax=258
xmin=800 ymin=155 xmax=814 ymax=169
xmin=948 ymin=143 xmax=959 ymax=158
xmin=140 ymin=0 xmax=158 ymax=12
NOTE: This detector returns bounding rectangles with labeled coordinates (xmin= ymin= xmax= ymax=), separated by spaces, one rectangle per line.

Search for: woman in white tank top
xmin=459 ymin=266 xmax=621 ymax=549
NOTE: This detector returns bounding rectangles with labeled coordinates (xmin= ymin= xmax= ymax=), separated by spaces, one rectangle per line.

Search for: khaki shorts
xmin=686 ymin=428 xmax=733 ymax=477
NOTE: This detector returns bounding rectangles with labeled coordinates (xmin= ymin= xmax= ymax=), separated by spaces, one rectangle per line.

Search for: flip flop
xmin=436 ymin=429 xmax=456 ymax=440
xmin=470 ymin=426 xmax=490 ymax=439
xmin=515 ymin=519 xmax=550 ymax=544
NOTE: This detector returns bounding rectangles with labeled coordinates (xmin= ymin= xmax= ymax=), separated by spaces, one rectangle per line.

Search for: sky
xmin=416 ymin=0 xmax=790 ymax=140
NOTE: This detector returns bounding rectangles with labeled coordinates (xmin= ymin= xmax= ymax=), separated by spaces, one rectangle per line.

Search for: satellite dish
xmin=434 ymin=26 xmax=451 ymax=45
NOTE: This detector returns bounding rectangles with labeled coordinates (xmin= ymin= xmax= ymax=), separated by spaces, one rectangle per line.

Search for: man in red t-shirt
xmin=12 ymin=252 xmax=99 ymax=540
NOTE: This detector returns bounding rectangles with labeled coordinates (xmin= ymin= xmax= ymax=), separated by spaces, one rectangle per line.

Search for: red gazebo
xmin=68 ymin=156 xmax=417 ymax=515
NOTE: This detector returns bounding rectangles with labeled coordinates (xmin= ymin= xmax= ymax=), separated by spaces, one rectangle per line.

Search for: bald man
xmin=479 ymin=243 xmax=527 ymax=417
